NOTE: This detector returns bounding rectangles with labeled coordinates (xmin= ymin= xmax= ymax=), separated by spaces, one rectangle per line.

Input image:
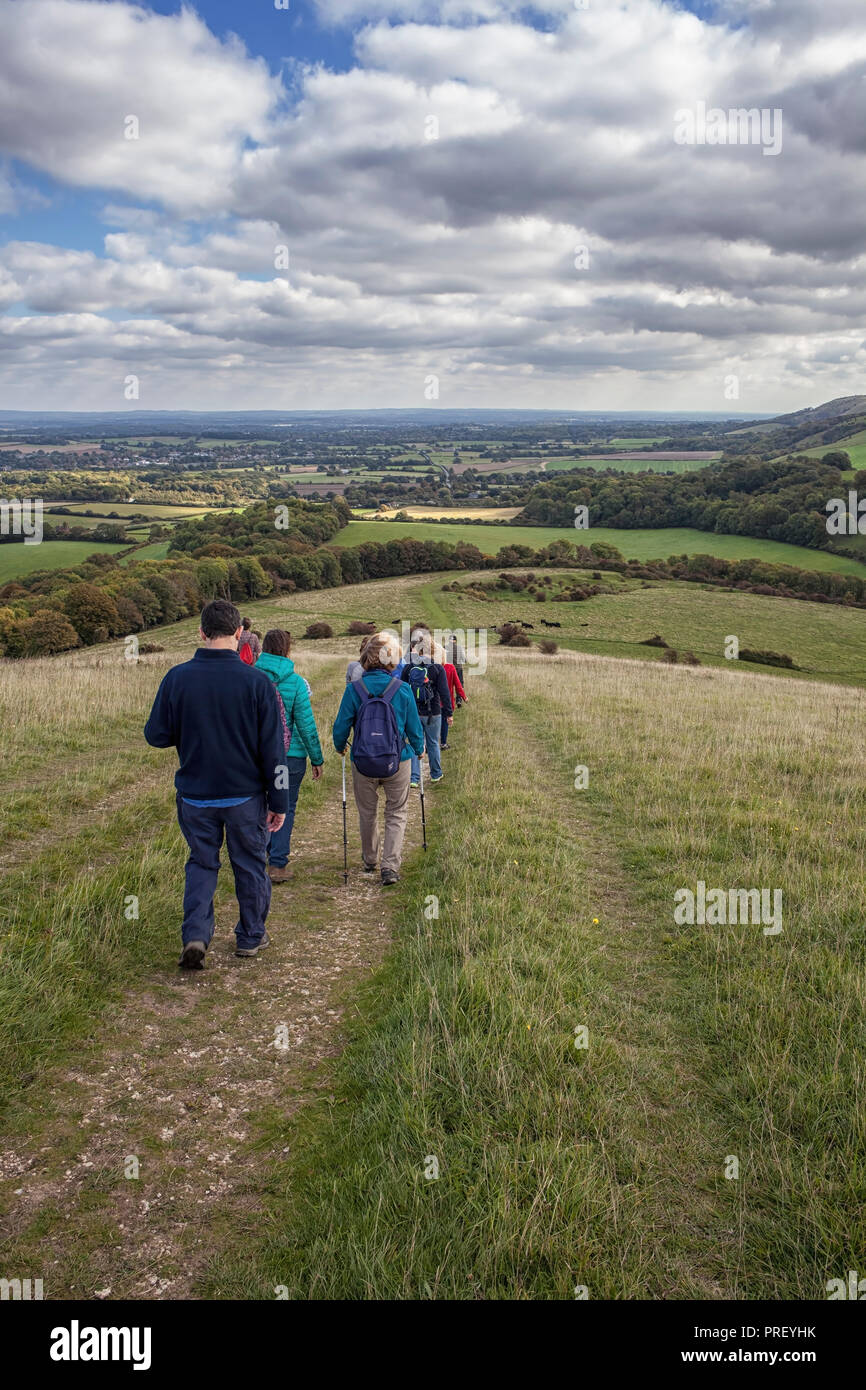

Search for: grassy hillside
xmin=330 ymin=518 xmax=865 ymax=576
xmin=427 ymin=569 xmax=866 ymax=685
xmin=208 ymin=646 xmax=866 ymax=1299
xmin=0 ymin=571 xmax=862 ymax=1300
xmin=799 ymin=428 xmax=866 ymax=470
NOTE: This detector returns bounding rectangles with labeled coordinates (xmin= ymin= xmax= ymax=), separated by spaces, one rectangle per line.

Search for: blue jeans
xmin=440 ymin=712 xmax=449 ymax=746
xmin=411 ymin=713 xmax=442 ymax=782
xmin=267 ymin=757 xmax=307 ymax=867
xmin=176 ymin=793 xmax=271 ymax=951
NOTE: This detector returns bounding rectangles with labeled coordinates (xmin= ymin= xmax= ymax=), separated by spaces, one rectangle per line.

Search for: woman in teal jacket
xmin=256 ymin=630 xmax=324 ymax=881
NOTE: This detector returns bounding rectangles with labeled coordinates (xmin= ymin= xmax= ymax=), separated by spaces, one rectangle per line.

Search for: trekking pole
xmin=419 ymin=757 xmax=427 ymax=852
xmin=341 ymin=753 xmax=349 ymax=884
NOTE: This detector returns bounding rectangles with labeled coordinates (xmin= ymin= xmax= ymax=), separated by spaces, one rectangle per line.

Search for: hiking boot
xmin=179 ymin=940 xmax=206 ymax=971
xmin=235 ymin=931 xmax=271 ymax=958
xmin=410 ymin=781 xmax=420 ymax=790
xmin=431 ymin=774 xmax=444 ymax=784
xmin=381 ymin=869 xmax=400 ymax=887
xmin=268 ymin=865 xmax=291 ymax=883
xmin=362 ymin=860 xmax=377 ymax=874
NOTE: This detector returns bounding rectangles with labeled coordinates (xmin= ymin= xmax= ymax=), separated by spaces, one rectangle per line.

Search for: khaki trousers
xmin=351 ymin=760 xmax=412 ymax=874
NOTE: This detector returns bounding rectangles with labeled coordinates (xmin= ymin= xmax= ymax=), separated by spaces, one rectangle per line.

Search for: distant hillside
xmin=752 ymin=394 xmax=866 ymax=456
xmin=768 ymin=396 xmax=866 ymax=428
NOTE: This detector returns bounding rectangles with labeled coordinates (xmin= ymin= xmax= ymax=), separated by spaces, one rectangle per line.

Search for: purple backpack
xmin=351 ymin=676 xmax=402 ymax=777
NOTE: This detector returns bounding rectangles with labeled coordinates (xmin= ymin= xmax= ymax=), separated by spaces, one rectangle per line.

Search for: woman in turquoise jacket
xmin=256 ymin=630 xmax=324 ymax=881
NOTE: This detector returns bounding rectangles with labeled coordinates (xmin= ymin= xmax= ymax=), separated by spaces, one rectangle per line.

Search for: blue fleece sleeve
xmin=332 ymin=685 xmax=357 ymax=754
xmin=144 ymin=672 xmax=176 ymax=748
xmin=403 ymin=688 xmax=425 ymax=756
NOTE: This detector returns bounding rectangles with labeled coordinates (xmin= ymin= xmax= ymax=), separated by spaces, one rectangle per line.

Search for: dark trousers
xmin=267 ymin=756 xmax=306 ymax=867
xmin=440 ymin=711 xmax=449 ymax=746
xmin=176 ymin=793 xmax=271 ymax=951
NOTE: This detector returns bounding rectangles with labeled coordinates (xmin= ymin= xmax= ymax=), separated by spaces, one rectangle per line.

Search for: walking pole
xmin=419 ymin=756 xmax=427 ymax=852
xmin=341 ymin=753 xmax=349 ymax=884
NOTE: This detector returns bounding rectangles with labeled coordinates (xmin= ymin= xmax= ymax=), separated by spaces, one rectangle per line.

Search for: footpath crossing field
xmin=0 ymin=572 xmax=863 ymax=1299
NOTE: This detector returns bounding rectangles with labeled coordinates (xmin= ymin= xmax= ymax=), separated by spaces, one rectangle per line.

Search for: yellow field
xmin=364 ymin=505 xmax=522 ymax=521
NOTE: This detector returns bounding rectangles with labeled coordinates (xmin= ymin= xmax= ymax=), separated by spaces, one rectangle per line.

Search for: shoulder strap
xmin=285 ymin=677 xmax=299 ymax=728
xmin=381 ymin=676 xmax=401 ymax=705
xmin=352 ymin=677 xmax=370 ymax=702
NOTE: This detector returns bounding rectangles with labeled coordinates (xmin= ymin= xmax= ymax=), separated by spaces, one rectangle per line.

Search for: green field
xmin=45 ymin=511 xmax=125 ymax=530
xmin=278 ymin=470 xmax=427 ymax=484
xmin=328 ymin=519 xmax=866 ymax=575
xmin=120 ymin=540 xmax=171 ymax=564
xmin=105 ymin=435 xmax=190 ymax=445
xmin=542 ymin=456 xmax=720 ymax=473
xmin=0 ymin=540 xmax=129 ymax=582
xmin=607 ymin=436 xmax=669 ymax=447
xmin=800 ymin=429 xmax=866 ymax=471
xmin=48 ymin=502 xmax=237 ymax=520
xmin=331 ymin=519 xmax=582 ymax=551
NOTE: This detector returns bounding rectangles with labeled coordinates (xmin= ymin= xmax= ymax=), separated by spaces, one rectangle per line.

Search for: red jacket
xmin=443 ymin=663 xmax=466 ymax=705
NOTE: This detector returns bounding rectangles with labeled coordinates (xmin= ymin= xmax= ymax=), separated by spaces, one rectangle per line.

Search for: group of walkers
xmin=144 ymin=600 xmax=468 ymax=968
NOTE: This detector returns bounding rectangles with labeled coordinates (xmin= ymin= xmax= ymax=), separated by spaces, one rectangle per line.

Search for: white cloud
xmin=0 ymin=0 xmax=280 ymax=213
xmin=0 ymin=0 xmax=864 ymax=408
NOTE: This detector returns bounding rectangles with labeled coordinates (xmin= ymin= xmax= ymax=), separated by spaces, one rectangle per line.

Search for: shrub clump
xmin=539 ymin=639 xmax=559 ymax=654
xmin=661 ymin=648 xmax=679 ymax=663
xmin=138 ymin=642 xmax=165 ymax=655
xmin=304 ymin=621 xmax=334 ymax=639
xmin=739 ymin=648 xmax=797 ymax=669
xmin=347 ymin=620 xmax=377 ymax=636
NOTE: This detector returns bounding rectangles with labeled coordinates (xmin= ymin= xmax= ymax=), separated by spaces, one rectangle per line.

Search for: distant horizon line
xmin=0 ymin=407 xmax=774 ymax=419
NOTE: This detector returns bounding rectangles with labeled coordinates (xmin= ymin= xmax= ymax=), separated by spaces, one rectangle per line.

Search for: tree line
xmin=515 ymin=455 xmax=864 ymax=555
xmin=2 ymin=496 xmax=864 ymax=659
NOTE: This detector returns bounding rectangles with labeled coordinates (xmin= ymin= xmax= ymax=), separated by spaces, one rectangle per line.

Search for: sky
xmin=0 ymin=0 xmax=863 ymax=413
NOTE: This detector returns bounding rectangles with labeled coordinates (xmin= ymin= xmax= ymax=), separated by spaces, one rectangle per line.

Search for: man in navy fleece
xmin=144 ymin=599 xmax=288 ymax=968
